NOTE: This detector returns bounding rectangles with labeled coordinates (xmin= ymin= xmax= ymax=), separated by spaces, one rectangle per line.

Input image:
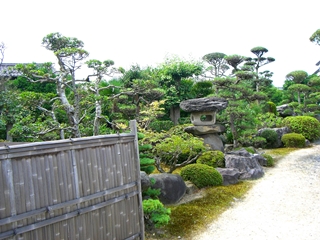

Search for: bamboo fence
xmin=0 ymin=120 xmax=144 ymax=240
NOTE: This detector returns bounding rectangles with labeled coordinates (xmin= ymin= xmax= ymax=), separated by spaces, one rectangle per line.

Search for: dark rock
xmin=180 ymin=97 xmax=228 ymax=112
xmin=216 ymin=168 xmax=240 ymax=185
xmin=253 ymin=154 xmax=267 ymax=166
xmin=140 ymin=171 xmax=151 ymax=192
xmin=225 ymin=149 xmax=264 ymax=180
xmin=306 ymin=139 xmax=311 ymax=147
xmin=276 ymin=104 xmax=295 ymax=117
xmin=149 ymin=173 xmax=186 ymax=205
xmin=184 ymin=125 xmax=226 ymax=135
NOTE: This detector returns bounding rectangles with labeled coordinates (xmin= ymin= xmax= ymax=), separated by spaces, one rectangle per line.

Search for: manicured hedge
xmin=180 ymin=164 xmax=223 ymax=188
xmin=282 ymin=116 xmax=320 ymax=141
xmin=281 ymin=133 xmax=306 ymax=148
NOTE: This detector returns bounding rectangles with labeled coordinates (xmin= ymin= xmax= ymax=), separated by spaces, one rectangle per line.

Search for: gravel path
xmin=195 ymin=144 xmax=320 ymax=240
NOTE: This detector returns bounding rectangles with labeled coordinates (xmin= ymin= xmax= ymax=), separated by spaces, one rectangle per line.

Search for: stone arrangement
xmin=139 ymin=97 xmax=270 ymax=205
xmin=180 ymin=97 xmax=228 ymax=152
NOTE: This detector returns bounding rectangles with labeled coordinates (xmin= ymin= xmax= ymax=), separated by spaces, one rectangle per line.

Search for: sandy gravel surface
xmin=195 ymin=144 xmax=320 ymax=240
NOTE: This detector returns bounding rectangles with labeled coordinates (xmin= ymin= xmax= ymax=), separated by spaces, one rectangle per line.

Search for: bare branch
xmin=155 ymin=157 xmax=166 ymax=173
xmin=78 ymin=110 xmax=87 ymax=124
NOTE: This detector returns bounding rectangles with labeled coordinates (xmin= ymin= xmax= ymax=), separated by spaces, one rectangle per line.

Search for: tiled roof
xmin=0 ymin=63 xmax=21 ymax=77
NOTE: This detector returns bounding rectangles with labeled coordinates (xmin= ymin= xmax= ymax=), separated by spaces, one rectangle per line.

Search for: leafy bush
xmin=149 ymin=120 xmax=174 ymax=132
xmin=143 ymin=199 xmax=171 ymax=229
xmin=196 ymin=151 xmax=225 ymax=168
xmin=282 ymin=116 xmax=320 ymax=141
xmin=154 ymin=135 xmax=207 ymax=173
xmin=260 ymin=129 xmax=278 ymax=148
xmin=142 ymin=178 xmax=171 ymax=230
xmin=178 ymin=117 xmax=192 ymax=124
xmin=281 ymin=133 xmax=306 ymax=148
xmin=138 ymin=133 xmax=155 ymax=174
xmin=256 ymin=112 xmax=283 ymax=129
xmin=262 ymin=153 xmax=274 ymax=167
xmin=180 ymin=164 xmax=223 ymax=188
xmin=243 ymin=146 xmax=256 ymax=154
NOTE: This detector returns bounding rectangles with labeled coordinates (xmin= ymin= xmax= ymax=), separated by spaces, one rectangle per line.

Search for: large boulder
xmin=225 ymin=149 xmax=264 ymax=180
xmin=140 ymin=171 xmax=151 ymax=192
xmin=149 ymin=173 xmax=186 ymax=205
xmin=180 ymin=97 xmax=228 ymax=112
xmin=216 ymin=168 xmax=240 ymax=185
xmin=276 ymin=104 xmax=295 ymax=117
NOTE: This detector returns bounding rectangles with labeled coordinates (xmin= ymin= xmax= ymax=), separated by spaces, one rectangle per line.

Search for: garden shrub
xmin=256 ymin=112 xmax=283 ymax=129
xmin=154 ymin=135 xmax=207 ymax=166
xmin=142 ymin=178 xmax=171 ymax=230
xmin=143 ymin=199 xmax=171 ymax=229
xmin=260 ymin=129 xmax=278 ymax=148
xmin=265 ymin=101 xmax=277 ymax=114
xmin=196 ymin=151 xmax=225 ymax=168
xmin=149 ymin=120 xmax=174 ymax=132
xmin=262 ymin=153 xmax=274 ymax=167
xmin=281 ymin=133 xmax=306 ymax=148
xmin=282 ymin=116 xmax=320 ymax=141
xmin=180 ymin=164 xmax=223 ymax=188
xmin=138 ymin=133 xmax=155 ymax=174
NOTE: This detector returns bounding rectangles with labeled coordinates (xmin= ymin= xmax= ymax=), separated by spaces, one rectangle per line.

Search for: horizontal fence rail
xmin=0 ymin=120 xmax=144 ymax=240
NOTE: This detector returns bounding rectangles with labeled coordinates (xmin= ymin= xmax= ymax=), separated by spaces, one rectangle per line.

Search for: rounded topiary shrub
xmin=180 ymin=164 xmax=223 ymax=188
xmin=282 ymin=116 xmax=320 ymax=141
xmin=260 ymin=129 xmax=278 ymax=148
xmin=265 ymin=101 xmax=277 ymax=114
xmin=262 ymin=153 xmax=274 ymax=167
xmin=196 ymin=151 xmax=225 ymax=168
xmin=281 ymin=133 xmax=306 ymax=148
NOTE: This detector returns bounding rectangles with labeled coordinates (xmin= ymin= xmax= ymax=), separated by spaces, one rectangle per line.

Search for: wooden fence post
xmin=130 ymin=120 xmax=145 ymax=239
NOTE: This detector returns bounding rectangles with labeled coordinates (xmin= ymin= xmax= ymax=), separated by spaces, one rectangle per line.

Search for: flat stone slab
xmin=184 ymin=125 xmax=226 ymax=135
xmin=180 ymin=97 xmax=228 ymax=112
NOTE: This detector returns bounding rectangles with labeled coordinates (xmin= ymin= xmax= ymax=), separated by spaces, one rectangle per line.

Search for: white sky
xmin=1 ymin=0 xmax=319 ymax=87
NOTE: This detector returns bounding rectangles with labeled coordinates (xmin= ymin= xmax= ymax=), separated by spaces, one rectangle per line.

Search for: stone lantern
xmin=180 ymin=97 xmax=228 ymax=152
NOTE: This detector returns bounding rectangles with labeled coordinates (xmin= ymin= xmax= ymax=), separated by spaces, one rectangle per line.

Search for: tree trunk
xmin=6 ymin=123 xmax=13 ymax=142
xmin=170 ymin=105 xmax=180 ymax=125
xmin=93 ymin=84 xmax=102 ymax=136
xmin=93 ymin=99 xmax=102 ymax=136
xmin=57 ymin=76 xmax=81 ymax=138
xmin=230 ymin=113 xmax=238 ymax=148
